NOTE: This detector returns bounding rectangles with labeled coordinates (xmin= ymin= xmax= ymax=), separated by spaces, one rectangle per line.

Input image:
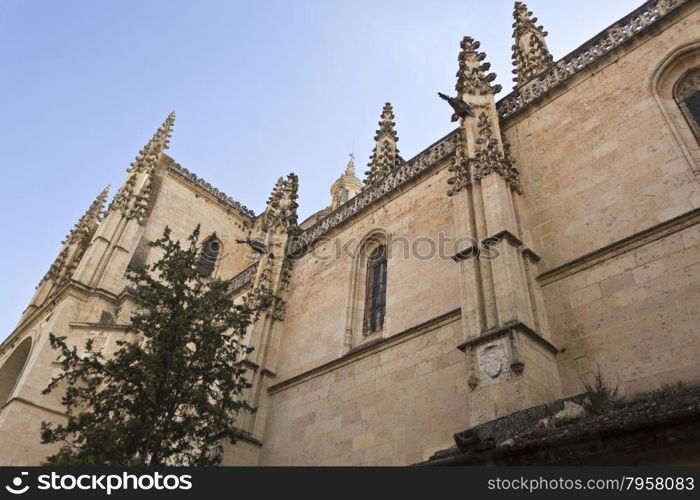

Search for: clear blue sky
xmin=0 ymin=0 xmax=642 ymax=342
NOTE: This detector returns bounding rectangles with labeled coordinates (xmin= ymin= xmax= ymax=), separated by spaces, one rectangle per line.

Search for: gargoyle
xmin=236 ymin=238 xmax=274 ymax=259
xmin=438 ymin=92 xmax=475 ymax=122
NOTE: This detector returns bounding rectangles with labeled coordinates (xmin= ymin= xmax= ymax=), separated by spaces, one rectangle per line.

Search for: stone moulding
xmin=452 ymin=230 xmax=531 ymax=262
xmin=292 ymin=132 xmax=460 ymax=257
xmin=289 ymin=1 xmax=688 ymax=256
xmin=267 ymin=308 xmax=462 ymax=395
xmin=537 ymin=206 xmax=700 ymax=286
xmin=457 ymin=320 xmax=559 ymax=355
xmin=168 ymin=162 xmax=256 ymax=219
xmin=497 ymin=0 xmax=689 ymax=120
xmin=169 ymin=3 xmax=687 ymax=260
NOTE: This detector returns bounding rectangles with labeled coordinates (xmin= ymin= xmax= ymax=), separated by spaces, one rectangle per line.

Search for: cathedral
xmin=1 ymin=0 xmax=699 ymax=466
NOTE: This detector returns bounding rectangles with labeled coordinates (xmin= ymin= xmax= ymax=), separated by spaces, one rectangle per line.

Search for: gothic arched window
xmin=675 ymin=68 xmax=700 ymax=141
xmin=198 ymin=236 xmax=221 ymax=277
xmin=0 ymin=337 xmax=32 ymax=405
xmin=363 ymin=245 xmax=387 ymax=335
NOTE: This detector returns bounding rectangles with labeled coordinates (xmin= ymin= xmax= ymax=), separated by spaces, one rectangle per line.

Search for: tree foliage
xmin=41 ymin=226 xmax=257 ymax=466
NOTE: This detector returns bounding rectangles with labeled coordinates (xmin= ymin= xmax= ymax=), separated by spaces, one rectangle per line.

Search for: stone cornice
xmin=168 ymin=161 xmax=256 ymax=220
xmin=151 ymin=1 xmax=688 ymax=259
xmin=537 ymin=206 xmax=700 ymax=286
xmin=457 ymin=320 xmax=559 ymax=355
xmin=268 ymin=308 xmax=462 ymax=395
xmin=0 ymin=396 xmax=66 ymax=417
xmin=1 ymin=280 xmax=122 ymax=356
xmin=291 ymin=132 xmax=460 ymax=258
xmin=68 ymin=322 xmax=131 ymax=331
xmin=483 ymin=230 xmax=524 ymax=248
xmin=452 ymin=230 xmax=527 ymax=262
xmin=497 ymin=0 xmax=690 ymax=121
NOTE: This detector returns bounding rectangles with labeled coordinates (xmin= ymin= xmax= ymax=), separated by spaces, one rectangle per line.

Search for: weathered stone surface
xmin=1 ymin=0 xmax=699 ymax=466
xmin=422 ymin=385 xmax=700 ymax=466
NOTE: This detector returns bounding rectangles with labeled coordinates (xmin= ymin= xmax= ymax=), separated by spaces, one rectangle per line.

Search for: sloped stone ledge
xmin=419 ymin=385 xmax=700 ymax=466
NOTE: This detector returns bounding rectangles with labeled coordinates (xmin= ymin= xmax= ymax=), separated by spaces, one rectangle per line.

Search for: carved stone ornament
xmin=291 ymin=132 xmax=458 ymax=258
xmin=258 ymin=173 xmax=300 ymax=235
xmin=477 ymin=341 xmax=509 ymax=383
xmin=498 ymin=0 xmax=688 ymax=119
xmin=512 ymin=2 xmax=554 ymax=87
xmin=447 ymin=129 xmax=472 ymax=197
xmin=456 ymin=36 xmax=502 ymax=98
xmin=228 ymin=264 xmax=256 ymax=294
xmin=271 ymin=297 xmax=287 ymax=321
xmin=472 ymin=113 xmax=523 ymax=193
xmin=364 ymin=103 xmax=406 ymax=187
xmin=243 ymin=285 xmax=273 ymax=311
xmin=168 ymin=162 xmax=254 ymax=219
xmin=109 ymin=112 xmax=175 ymax=225
xmin=88 ymin=331 xmax=108 ymax=353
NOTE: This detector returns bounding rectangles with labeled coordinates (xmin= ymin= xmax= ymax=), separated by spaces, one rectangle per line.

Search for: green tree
xmin=41 ymin=226 xmax=258 ymax=465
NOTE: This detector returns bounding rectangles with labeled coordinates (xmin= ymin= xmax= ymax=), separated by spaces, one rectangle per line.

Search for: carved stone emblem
xmin=477 ymin=342 xmax=509 ymax=383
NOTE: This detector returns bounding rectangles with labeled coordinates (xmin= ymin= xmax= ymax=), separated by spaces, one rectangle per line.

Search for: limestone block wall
xmin=276 ymin=163 xmax=460 ymax=382
xmin=260 ymin=315 xmax=466 ymax=465
xmin=260 ymin=164 xmax=464 ymax=465
xmin=503 ymin=6 xmax=700 ymax=396
xmin=140 ymin=167 xmax=254 ymax=281
xmin=0 ymin=291 xmax=135 ymax=465
xmin=506 ymin=6 xmax=700 ymax=269
xmin=542 ymin=220 xmax=700 ymax=397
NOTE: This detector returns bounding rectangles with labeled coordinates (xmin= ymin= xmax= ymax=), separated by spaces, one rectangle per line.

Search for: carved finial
xmin=345 ymin=153 xmax=356 ymax=176
xmin=331 ymin=154 xmax=362 ymax=209
xmin=127 ymin=111 xmax=175 ymax=174
xmin=110 ymin=112 xmax=176 ymax=216
xmin=456 ymin=36 xmax=502 ymax=98
xmin=260 ymin=173 xmax=300 ymax=234
xmin=63 ymin=184 xmax=111 ymax=245
xmin=512 ymin=2 xmax=553 ymax=86
xmin=267 ymin=177 xmax=286 ymax=209
xmin=38 ymin=184 xmax=111 ymax=290
xmin=364 ymin=103 xmax=405 ymax=188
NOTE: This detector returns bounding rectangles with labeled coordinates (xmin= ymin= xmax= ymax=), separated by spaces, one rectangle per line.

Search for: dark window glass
xmin=198 ymin=237 xmax=220 ymax=277
xmin=363 ymin=245 xmax=387 ymax=334
xmin=684 ymin=92 xmax=700 ymax=130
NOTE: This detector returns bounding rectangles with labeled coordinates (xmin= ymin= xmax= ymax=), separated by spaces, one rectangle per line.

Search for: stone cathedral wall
xmin=0 ymin=0 xmax=698 ymax=468
xmin=257 ymin=3 xmax=700 ymax=465
xmin=503 ymin=5 xmax=700 ymax=397
xmin=260 ymin=162 xmax=467 ymax=465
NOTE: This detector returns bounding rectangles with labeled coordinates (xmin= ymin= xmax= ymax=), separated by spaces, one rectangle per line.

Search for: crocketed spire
xmin=109 ymin=112 xmax=175 ymax=223
xmin=511 ymin=2 xmax=553 ymax=86
xmin=364 ymin=103 xmax=405 ymax=187
xmin=128 ymin=112 xmax=175 ymax=175
xmin=259 ymin=174 xmax=300 ymax=234
xmin=38 ymin=184 xmax=111 ymax=289
xmin=456 ymin=37 xmax=502 ymax=98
